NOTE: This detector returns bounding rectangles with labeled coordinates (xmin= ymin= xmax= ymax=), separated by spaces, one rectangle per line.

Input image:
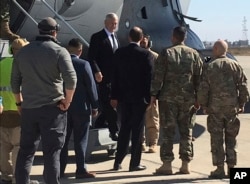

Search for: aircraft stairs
xmin=1 ymin=0 xmax=117 ymax=162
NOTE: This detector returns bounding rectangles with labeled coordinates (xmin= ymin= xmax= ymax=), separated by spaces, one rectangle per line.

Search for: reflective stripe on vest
xmin=0 ymin=86 xmax=12 ymax=92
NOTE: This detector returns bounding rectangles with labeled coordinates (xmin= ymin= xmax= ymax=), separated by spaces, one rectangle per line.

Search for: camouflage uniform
xmin=151 ymin=43 xmax=203 ymax=162
xmin=0 ymin=0 xmax=10 ymax=22
xmin=0 ymin=0 xmax=20 ymax=41
xmin=198 ymin=57 xmax=249 ymax=167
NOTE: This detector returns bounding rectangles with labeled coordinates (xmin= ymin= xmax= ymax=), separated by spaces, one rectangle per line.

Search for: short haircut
xmin=143 ymin=33 xmax=150 ymax=40
xmin=173 ymin=26 xmax=187 ymax=41
xmin=129 ymin=26 xmax=143 ymax=42
xmin=68 ymin=38 xmax=82 ymax=49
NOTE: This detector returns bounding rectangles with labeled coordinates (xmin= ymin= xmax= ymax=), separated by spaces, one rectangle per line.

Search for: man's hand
xmin=0 ymin=105 xmax=3 ymax=114
xmin=194 ymin=101 xmax=200 ymax=111
xmin=147 ymin=96 xmax=157 ymax=111
xmin=58 ymin=99 xmax=71 ymax=111
xmin=95 ymin=72 xmax=103 ymax=83
xmin=150 ymin=96 xmax=157 ymax=106
xmin=110 ymin=99 xmax=118 ymax=109
xmin=238 ymin=106 xmax=245 ymax=113
xmin=92 ymin=109 xmax=98 ymax=117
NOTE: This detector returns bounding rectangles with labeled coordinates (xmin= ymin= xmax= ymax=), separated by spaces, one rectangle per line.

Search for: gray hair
xmin=105 ymin=13 xmax=118 ymax=21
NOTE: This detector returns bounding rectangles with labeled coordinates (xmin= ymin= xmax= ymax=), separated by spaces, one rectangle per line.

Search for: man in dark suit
xmin=110 ymin=26 xmax=153 ymax=171
xmin=88 ymin=12 xmax=120 ymax=141
xmin=60 ymin=38 xmax=99 ymax=179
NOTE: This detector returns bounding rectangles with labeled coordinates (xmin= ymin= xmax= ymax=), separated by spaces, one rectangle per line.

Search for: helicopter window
xmin=10 ymin=0 xmax=34 ymax=33
xmin=141 ymin=7 xmax=148 ymax=19
xmin=125 ymin=20 xmax=130 ymax=29
xmin=161 ymin=0 xmax=168 ymax=7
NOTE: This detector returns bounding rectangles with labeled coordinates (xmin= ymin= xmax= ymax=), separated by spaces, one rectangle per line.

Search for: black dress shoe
xmin=75 ymin=171 xmax=96 ymax=179
xmin=129 ymin=165 xmax=147 ymax=172
xmin=113 ymin=163 xmax=122 ymax=170
xmin=110 ymin=133 xmax=119 ymax=141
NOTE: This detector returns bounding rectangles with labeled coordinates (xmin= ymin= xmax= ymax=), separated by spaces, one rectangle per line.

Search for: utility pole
xmin=242 ymin=17 xmax=248 ymax=41
xmin=240 ymin=16 xmax=248 ymax=46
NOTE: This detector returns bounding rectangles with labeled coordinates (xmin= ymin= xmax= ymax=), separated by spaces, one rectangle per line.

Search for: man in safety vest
xmin=0 ymin=38 xmax=29 ymax=184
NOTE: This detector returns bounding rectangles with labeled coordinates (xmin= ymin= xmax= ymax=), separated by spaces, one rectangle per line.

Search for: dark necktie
xmin=111 ymin=34 xmax=118 ymax=52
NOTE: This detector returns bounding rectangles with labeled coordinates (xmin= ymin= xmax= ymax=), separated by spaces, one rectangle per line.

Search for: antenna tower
xmin=242 ymin=16 xmax=248 ymax=41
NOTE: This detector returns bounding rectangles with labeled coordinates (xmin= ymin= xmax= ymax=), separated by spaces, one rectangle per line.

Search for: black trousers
xmin=114 ymin=101 xmax=147 ymax=169
xmin=15 ymin=104 xmax=67 ymax=184
xmin=95 ymin=82 xmax=119 ymax=135
xmin=60 ymin=111 xmax=91 ymax=175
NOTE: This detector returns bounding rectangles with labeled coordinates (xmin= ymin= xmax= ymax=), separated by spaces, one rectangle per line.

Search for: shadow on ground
xmin=30 ymin=172 xmax=228 ymax=184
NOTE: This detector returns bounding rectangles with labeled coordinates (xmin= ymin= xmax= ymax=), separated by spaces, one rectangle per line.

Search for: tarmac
xmin=29 ymin=55 xmax=250 ymax=184
xmin=29 ymin=114 xmax=250 ymax=184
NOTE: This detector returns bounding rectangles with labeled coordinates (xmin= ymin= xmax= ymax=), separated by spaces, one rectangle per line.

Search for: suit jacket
xmin=111 ymin=43 xmax=153 ymax=104
xmin=68 ymin=55 xmax=98 ymax=114
xmin=88 ymin=29 xmax=119 ymax=83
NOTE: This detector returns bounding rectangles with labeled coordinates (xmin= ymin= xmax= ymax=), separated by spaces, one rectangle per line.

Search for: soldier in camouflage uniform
xmin=0 ymin=0 xmax=20 ymax=41
xmin=150 ymin=26 xmax=203 ymax=175
xmin=197 ymin=40 xmax=249 ymax=179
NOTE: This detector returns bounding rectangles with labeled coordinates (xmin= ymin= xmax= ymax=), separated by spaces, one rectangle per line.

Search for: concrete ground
xmin=29 ymin=56 xmax=250 ymax=184
xmin=30 ymin=114 xmax=250 ymax=184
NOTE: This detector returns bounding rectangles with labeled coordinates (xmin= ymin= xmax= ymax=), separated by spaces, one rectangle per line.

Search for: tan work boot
xmin=179 ymin=161 xmax=190 ymax=174
xmin=155 ymin=161 xmax=173 ymax=175
xmin=1 ymin=20 xmax=20 ymax=41
xmin=142 ymin=143 xmax=147 ymax=152
xmin=148 ymin=144 xmax=157 ymax=153
xmin=209 ymin=165 xmax=225 ymax=179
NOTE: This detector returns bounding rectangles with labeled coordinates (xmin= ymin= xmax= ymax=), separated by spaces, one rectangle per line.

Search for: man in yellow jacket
xmin=0 ymin=38 xmax=29 ymax=183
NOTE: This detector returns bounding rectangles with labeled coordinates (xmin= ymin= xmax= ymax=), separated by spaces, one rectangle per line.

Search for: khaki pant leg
xmin=10 ymin=126 xmax=20 ymax=183
xmin=145 ymin=100 xmax=160 ymax=145
xmin=0 ymin=127 xmax=13 ymax=181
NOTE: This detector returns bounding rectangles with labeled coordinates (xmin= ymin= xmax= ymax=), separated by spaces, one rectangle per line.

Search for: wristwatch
xmin=15 ymin=102 xmax=22 ymax=106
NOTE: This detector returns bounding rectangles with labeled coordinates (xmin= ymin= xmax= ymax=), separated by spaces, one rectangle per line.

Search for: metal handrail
xmin=11 ymin=0 xmax=89 ymax=47
xmin=12 ymin=0 xmax=38 ymax=26
xmin=41 ymin=0 xmax=89 ymax=47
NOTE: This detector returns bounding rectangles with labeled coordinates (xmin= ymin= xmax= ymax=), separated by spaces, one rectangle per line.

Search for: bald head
xmin=213 ymin=39 xmax=228 ymax=58
xmin=129 ymin=26 xmax=143 ymax=43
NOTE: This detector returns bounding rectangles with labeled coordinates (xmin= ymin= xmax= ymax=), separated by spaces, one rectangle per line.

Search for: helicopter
xmin=9 ymin=0 xmax=205 ymax=58
xmin=7 ymin=0 xmax=207 ymax=160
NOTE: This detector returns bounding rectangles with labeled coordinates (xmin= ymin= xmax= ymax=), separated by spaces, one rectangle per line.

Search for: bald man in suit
xmin=111 ymin=27 xmax=153 ymax=171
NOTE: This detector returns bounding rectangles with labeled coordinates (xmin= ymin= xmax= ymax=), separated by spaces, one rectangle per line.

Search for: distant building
xmin=203 ymin=40 xmax=249 ymax=49
xmin=203 ymin=41 xmax=214 ymax=48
